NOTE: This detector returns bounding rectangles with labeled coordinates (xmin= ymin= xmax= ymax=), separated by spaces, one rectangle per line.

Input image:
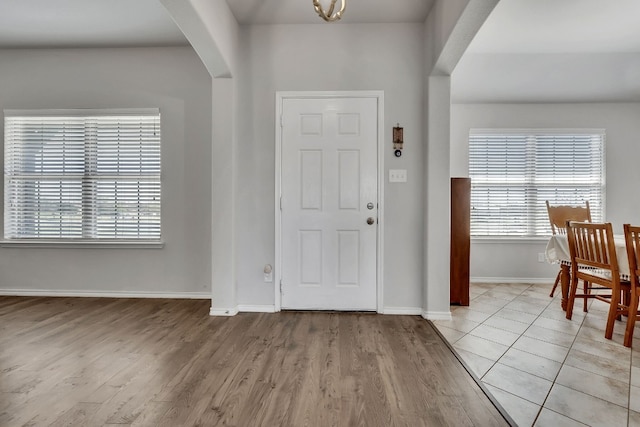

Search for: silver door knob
xmin=367 ymin=217 xmax=375 ymax=225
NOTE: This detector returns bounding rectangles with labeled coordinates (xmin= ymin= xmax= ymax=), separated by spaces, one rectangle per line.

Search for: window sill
xmin=0 ymin=240 xmax=164 ymax=249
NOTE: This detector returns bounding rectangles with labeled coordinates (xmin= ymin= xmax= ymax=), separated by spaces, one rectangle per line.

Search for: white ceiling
xmin=466 ymin=0 xmax=640 ymax=54
xmin=2 ymin=0 xmax=638 ymax=53
xmin=0 ymin=0 xmax=433 ymax=49
xmin=0 ymin=0 xmax=188 ymax=48
xmin=453 ymin=0 xmax=640 ymax=103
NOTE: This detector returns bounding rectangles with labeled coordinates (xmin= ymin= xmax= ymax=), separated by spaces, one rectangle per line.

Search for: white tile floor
xmin=432 ymin=282 xmax=640 ymax=427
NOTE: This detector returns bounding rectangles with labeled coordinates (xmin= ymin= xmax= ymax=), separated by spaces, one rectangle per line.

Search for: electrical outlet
xmin=538 ymin=253 xmax=546 ymax=263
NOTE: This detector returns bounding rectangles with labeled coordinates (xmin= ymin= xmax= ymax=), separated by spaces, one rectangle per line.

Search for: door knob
xmin=367 ymin=217 xmax=375 ymax=225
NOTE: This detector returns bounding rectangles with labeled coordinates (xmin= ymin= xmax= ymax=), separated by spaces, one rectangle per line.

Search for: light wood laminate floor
xmin=0 ymin=297 xmax=509 ymax=426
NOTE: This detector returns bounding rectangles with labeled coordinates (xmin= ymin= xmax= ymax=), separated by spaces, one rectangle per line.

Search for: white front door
xmin=280 ymin=96 xmax=378 ymax=310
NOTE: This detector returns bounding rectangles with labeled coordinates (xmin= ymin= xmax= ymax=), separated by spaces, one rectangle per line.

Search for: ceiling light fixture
xmin=313 ymin=0 xmax=346 ymax=22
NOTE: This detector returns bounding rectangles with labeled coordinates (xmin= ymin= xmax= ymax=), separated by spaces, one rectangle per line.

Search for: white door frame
xmin=274 ymin=91 xmax=385 ymax=313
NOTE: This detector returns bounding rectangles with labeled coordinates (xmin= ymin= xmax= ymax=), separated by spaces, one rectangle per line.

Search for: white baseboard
xmin=382 ymin=307 xmax=422 ymax=315
xmin=471 ymin=277 xmax=554 ymax=285
xmin=422 ymin=310 xmax=452 ymax=321
xmin=0 ymin=289 xmax=210 ymax=299
xmin=237 ymin=305 xmax=276 ymax=313
xmin=209 ymin=305 xmax=276 ymax=315
xmin=209 ymin=307 xmax=239 ymax=316
xmin=212 ymin=306 xmax=423 ymax=316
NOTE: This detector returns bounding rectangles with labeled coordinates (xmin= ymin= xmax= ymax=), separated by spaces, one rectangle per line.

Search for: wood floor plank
xmin=48 ymin=402 xmax=101 ymax=427
xmin=229 ymin=312 xmax=312 ymax=427
xmin=0 ymin=297 xmax=511 ymax=426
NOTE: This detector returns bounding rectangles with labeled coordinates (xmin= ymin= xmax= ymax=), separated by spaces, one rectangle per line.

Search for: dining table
xmin=545 ymin=234 xmax=630 ymax=311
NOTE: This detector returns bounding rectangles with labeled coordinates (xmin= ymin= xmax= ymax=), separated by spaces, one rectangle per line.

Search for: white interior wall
xmin=0 ymin=47 xmax=213 ymax=296
xmin=159 ymin=0 xmax=241 ymax=312
xmin=211 ymin=77 xmax=238 ymax=313
xmin=426 ymin=0 xmax=471 ymax=65
xmin=160 ymin=0 xmax=238 ymax=78
xmin=235 ymin=23 xmax=425 ymax=311
xmin=0 ymin=2 xmax=490 ymax=311
xmin=422 ymin=0 xmax=498 ymax=319
xmin=453 ymin=53 xmax=640 ymax=104
xmin=451 ymin=102 xmax=640 ymax=281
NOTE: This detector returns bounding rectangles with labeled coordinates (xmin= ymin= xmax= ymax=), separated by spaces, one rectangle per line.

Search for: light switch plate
xmin=389 ymin=169 xmax=407 ymax=183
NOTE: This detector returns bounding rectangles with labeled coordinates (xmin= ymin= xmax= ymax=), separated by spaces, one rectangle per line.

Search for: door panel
xmin=338 ymin=150 xmax=360 ymax=210
xmin=281 ymin=97 xmax=378 ymax=310
xmin=337 ymin=230 xmax=359 ymax=285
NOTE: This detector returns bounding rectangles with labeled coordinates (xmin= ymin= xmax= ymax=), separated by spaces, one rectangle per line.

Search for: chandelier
xmin=313 ymin=0 xmax=346 ymax=22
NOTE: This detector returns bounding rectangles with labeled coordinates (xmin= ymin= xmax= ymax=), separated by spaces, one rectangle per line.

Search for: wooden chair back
xmin=566 ymin=221 xmax=626 ymax=340
xmin=624 ymin=224 xmax=640 ymax=281
xmin=545 ymin=200 xmax=592 ymax=298
xmin=624 ymin=224 xmax=640 ymax=280
xmin=546 ymin=200 xmax=591 ymax=235
xmin=566 ymin=221 xmax=618 ymax=275
xmin=623 ymin=224 xmax=640 ymax=347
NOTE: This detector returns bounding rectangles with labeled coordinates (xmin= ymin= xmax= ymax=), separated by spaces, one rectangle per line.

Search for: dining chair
xmin=545 ymin=200 xmax=591 ymax=298
xmin=565 ymin=221 xmax=631 ymax=341
xmin=623 ymin=224 xmax=640 ymax=347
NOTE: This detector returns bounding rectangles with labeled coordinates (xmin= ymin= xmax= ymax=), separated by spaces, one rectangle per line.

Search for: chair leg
xmin=566 ymin=274 xmax=579 ymax=320
xmin=583 ymin=280 xmax=590 ymax=312
xmin=615 ymin=288 xmax=624 ymax=321
xmin=605 ymin=288 xmax=620 ymax=340
xmin=550 ymin=271 xmax=561 ymax=297
xmin=624 ymin=289 xmax=638 ymax=348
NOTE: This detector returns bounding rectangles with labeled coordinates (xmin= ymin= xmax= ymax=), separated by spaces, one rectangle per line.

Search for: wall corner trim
xmin=382 ymin=307 xmax=423 ymax=315
xmin=237 ymin=305 xmax=276 ymax=313
xmin=209 ymin=307 xmax=239 ymax=316
xmin=422 ymin=310 xmax=452 ymax=321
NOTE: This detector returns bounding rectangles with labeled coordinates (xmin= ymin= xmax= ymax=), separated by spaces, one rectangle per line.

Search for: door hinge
xmin=279 ymin=280 xmax=283 ymax=296
xmin=280 ymin=114 xmax=283 ymax=128
xmin=279 ymin=196 xmax=282 ymax=211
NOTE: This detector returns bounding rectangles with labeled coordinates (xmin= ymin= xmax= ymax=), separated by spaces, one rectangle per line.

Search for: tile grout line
xmin=475 ymin=285 xmax=566 ymax=424
xmin=463 ymin=284 xmax=626 ymax=426
xmin=454 ymin=285 xmax=557 ymax=412
xmin=478 ymin=286 xmax=563 ymax=376
xmin=531 ymin=293 xmax=592 ymax=427
xmin=628 ymin=346 xmax=633 ymax=427
xmin=426 ymin=319 xmax=518 ymax=427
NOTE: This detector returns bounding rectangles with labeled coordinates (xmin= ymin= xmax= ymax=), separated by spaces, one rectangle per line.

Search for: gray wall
xmin=450 ymin=102 xmax=640 ymax=281
xmin=0 ymin=47 xmax=213 ymax=296
xmin=452 ymin=53 xmax=640 ymax=104
xmin=235 ymin=24 xmax=426 ymax=310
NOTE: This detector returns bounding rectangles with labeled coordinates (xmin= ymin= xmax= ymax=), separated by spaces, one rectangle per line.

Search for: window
xmin=4 ymin=109 xmax=161 ymax=241
xmin=469 ymin=129 xmax=604 ymax=237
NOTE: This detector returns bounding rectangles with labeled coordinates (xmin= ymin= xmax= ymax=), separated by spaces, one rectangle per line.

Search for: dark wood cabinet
xmin=450 ymin=177 xmax=470 ymax=306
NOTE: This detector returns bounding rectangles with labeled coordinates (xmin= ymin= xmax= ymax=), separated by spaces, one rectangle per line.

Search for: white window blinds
xmin=468 ymin=129 xmax=604 ymax=237
xmin=4 ymin=109 xmax=161 ymax=240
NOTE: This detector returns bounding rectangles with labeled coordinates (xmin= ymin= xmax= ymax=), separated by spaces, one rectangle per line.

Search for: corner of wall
xmin=209 ymin=306 xmax=239 ymax=316
xmin=421 ymin=310 xmax=452 ymax=321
